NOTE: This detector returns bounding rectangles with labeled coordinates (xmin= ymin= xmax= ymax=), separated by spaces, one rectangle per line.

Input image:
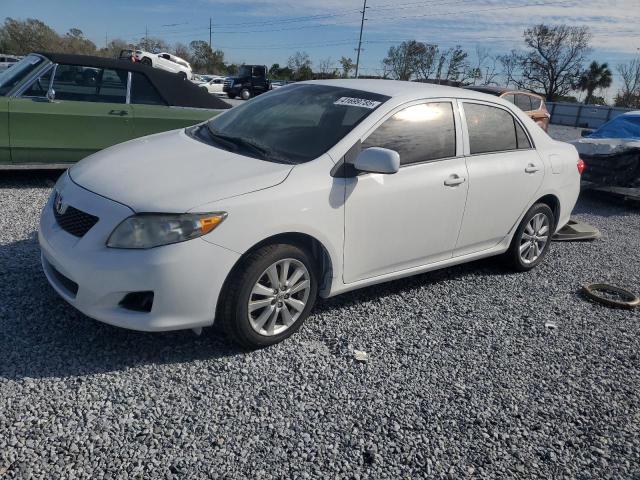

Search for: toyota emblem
xmin=54 ymin=192 xmax=68 ymax=215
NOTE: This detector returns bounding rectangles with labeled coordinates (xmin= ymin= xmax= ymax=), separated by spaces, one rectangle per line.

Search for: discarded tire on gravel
xmin=581 ymin=283 xmax=640 ymax=309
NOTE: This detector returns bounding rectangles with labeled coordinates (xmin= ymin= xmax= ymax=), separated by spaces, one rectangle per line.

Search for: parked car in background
xmin=39 ymin=80 xmax=581 ymax=348
xmin=0 ymin=53 xmax=230 ymax=168
xmin=200 ymin=76 xmax=226 ymax=95
xmin=464 ymin=86 xmax=550 ymax=131
xmin=119 ymin=49 xmax=193 ymax=80
xmin=572 ymin=111 xmax=640 ymax=188
xmin=0 ymin=54 xmax=21 ymax=72
xmin=223 ymin=65 xmax=270 ymax=100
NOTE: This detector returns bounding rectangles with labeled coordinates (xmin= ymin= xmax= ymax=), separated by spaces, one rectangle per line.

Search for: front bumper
xmin=38 ymin=173 xmax=240 ymax=332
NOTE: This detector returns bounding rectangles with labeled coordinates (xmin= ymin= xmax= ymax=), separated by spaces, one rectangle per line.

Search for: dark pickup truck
xmin=223 ymin=65 xmax=270 ymax=100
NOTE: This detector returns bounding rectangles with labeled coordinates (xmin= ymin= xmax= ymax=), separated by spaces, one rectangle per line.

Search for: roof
xmin=463 ymin=85 xmax=507 ymax=95
xmin=302 ymin=79 xmax=505 ymax=102
xmin=37 ymin=52 xmax=230 ymax=110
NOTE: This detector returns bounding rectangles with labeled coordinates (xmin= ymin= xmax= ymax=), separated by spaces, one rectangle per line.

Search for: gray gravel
xmin=1 ymin=151 xmax=639 ymax=478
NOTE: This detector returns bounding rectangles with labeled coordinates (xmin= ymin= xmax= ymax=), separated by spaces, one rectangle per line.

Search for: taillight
xmin=577 ymin=158 xmax=586 ymax=175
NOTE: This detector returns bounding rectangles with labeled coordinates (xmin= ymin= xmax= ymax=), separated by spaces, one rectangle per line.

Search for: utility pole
xmin=145 ymin=25 xmax=148 ymax=48
xmin=105 ymin=32 xmax=108 ymax=49
xmin=209 ymin=18 xmax=212 ymax=49
xmin=355 ymin=0 xmax=368 ymax=78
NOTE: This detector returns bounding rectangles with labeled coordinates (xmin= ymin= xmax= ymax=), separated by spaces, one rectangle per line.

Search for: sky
xmin=3 ymin=0 xmax=640 ymax=97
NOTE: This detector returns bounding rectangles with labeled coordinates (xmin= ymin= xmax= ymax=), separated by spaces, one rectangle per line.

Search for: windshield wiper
xmin=206 ymin=126 xmax=293 ymax=164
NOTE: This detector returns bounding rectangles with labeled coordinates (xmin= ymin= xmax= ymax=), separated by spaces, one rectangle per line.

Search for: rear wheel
xmin=219 ymin=244 xmax=318 ymax=349
xmin=141 ymin=57 xmax=152 ymax=66
xmin=504 ymin=203 xmax=554 ymax=271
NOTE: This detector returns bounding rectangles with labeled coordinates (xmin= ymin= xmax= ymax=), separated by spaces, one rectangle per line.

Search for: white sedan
xmin=39 ymin=80 xmax=581 ymax=348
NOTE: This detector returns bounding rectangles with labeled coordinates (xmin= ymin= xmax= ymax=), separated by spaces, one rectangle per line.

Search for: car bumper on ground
xmin=38 ymin=173 xmax=240 ymax=332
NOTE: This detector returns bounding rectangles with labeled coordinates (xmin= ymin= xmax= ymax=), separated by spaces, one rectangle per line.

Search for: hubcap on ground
xmin=519 ymin=212 xmax=550 ymax=264
xmin=247 ymin=258 xmax=311 ymax=336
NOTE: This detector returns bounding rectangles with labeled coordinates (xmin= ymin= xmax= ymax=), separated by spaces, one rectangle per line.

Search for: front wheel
xmin=219 ymin=244 xmax=318 ymax=349
xmin=504 ymin=203 xmax=554 ymax=271
xmin=240 ymin=88 xmax=251 ymax=100
xmin=141 ymin=57 xmax=152 ymax=66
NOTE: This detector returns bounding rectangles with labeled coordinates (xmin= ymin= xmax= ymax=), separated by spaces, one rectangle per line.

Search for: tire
xmin=141 ymin=57 xmax=152 ymax=66
xmin=219 ymin=244 xmax=318 ymax=349
xmin=178 ymin=71 xmax=187 ymax=80
xmin=504 ymin=203 xmax=555 ymax=271
xmin=240 ymin=88 xmax=251 ymax=100
xmin=227 ymin=93 xmax=236 ymax=99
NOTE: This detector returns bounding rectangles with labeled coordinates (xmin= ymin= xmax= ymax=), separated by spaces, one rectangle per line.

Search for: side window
xmin=22 ymin=69 xmax=52 ymax=97
xmin=464 ymin=103 xmax=532 ymax=154
xmin=362 ymin=102 xmax=456 ymax=166
xmin=530 ymin=96 xmax=542 ymax=110
xmin=515 ymin=121 xmax=531 ymax=149
xmin=502 ymin=93 xmax=515 ymax=104
xmin=130 ymin=72 xmax=167 ymax=106
xmin=52 ymin=65 xmax=127 ymax=103
xmin=515 ymin=94 xmax=532 ymax=111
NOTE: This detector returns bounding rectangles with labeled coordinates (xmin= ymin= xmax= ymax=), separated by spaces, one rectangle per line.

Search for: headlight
xmin=107 ymin=212 xmax=227 ymax=249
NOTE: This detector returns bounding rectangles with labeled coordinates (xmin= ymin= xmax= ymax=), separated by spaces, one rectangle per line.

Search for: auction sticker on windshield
xmin=334 ymin=97 xmax=382 ymax=109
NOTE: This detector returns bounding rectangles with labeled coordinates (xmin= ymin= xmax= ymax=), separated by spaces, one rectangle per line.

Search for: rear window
xmin=530 ymin=96 xmax=542 ymax=110
xmin=514 ymin=94 xmax=532 ymax=111
xmin=131 ymin=72 xmax=166 ymax=106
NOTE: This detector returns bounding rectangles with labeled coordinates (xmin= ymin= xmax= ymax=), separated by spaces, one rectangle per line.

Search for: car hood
xmin=70 ymin=129 xmax=293 ymax=212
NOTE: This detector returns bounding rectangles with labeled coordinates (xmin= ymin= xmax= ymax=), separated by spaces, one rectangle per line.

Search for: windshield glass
xmin=590 ymin=115 xmax=640 ymax=140
xmin=206 ymin=84 xmax=389 ymax=163
xmin=0 ymin=54 xmax=47 ymax=96
xmin=237 ymin=66 xmax=252 ymax=77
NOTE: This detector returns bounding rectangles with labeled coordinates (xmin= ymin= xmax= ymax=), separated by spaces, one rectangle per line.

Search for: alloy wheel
xmin=247 ymin=258 xmax=311 ymax=336
xmin=519 ymin=212 xmax=550 ymax=264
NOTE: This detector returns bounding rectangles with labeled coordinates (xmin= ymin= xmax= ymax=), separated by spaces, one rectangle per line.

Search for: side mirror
xmin=581 ymin=128 xmax=594 ymax=137
xmin=353 ymin=147 xmax=400 ymax=174
xmin=46 ymin=88 xmax=56 ymax=102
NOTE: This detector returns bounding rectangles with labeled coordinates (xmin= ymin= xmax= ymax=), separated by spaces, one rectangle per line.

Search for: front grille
xmin=53 ymin=202 xmax=99 ymax=238
xmin=223 ymin=79 xmax=233 ymax=89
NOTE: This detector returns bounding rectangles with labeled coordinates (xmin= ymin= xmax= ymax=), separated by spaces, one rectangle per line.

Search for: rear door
xmin=129 ymin=72 xmax=214 ymax=137
xmin=454 ymin=101 xmax=544 ymax=256
xmin=9 ymin=63 xmax=132 ymax=164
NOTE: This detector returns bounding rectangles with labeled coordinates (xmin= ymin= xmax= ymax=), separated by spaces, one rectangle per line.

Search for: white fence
xmin=547 ymin=102 xmax=633 ymax=128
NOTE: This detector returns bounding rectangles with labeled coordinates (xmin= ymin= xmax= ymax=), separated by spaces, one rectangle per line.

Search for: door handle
xmin=444 ymin=174 xmax=466 ymax=187
xmin=525 ymin=163 xmax=540 ymax=173
xmin=108 ymin=109 xmax=129 ymax=116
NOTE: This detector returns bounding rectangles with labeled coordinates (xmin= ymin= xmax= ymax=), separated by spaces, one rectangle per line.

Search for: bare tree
xmin=468 ymin=46 xmax=499 ymax=86
xmin=616 ymin=58 xmax=640 ymax=107
xmin=498 ymin=50 xmax=520 ymax=88
xmin=97 ymin=38 xmax=131 ymax=58
xmin=414 ymin=44 xmax=439 ymax=81
xmin=518 ymin=24 xmax=591 ymax=101
xmin=318 ymin=57 xmax=337 ymax=79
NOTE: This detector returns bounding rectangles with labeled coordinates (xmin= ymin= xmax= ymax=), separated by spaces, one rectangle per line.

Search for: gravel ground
xmin=1 ymin=128 xmax=639 ymax=478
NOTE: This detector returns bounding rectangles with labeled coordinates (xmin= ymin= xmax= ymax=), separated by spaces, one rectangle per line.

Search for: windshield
xmin=0 ymin=54 xmax=47 ymax=96
xmin=590 ymin=115 xmax=640 ymax=140
xmin=206 ymin=84 xmax=389 ymax=164
xmin=237 ymin=66 xmax=252 ymax=77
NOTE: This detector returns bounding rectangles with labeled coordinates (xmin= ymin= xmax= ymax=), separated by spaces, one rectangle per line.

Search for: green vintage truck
xmin=0 ymin=52 xmax=230 ymax=169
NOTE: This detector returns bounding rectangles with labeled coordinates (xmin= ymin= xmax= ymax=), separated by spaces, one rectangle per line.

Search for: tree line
xmin=1 ymin=17 xmax=638 ymax=107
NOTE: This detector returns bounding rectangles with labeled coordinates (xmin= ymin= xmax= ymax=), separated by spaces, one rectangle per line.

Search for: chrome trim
xmin=0 ymin=162 xmax=73 ymax=170
xmin=126 ymin=71 xmax=132 ymax=104
xmin=12 ymin=61 xmax=54 ymax=98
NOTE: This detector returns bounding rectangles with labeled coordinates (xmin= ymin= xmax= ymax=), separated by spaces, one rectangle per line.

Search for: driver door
xmin=9 ymin=64 xmax=133 ymax=164
xmin=343 ymin=100 xmax=468 ymax=283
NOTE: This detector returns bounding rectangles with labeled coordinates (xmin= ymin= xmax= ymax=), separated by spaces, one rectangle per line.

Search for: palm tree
xmin=578 ymin=61 xmax=613 ymax=104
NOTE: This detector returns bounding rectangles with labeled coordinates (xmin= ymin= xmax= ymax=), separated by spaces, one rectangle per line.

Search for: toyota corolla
xmin=39 ymin=80 xmax=582 ymax=348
